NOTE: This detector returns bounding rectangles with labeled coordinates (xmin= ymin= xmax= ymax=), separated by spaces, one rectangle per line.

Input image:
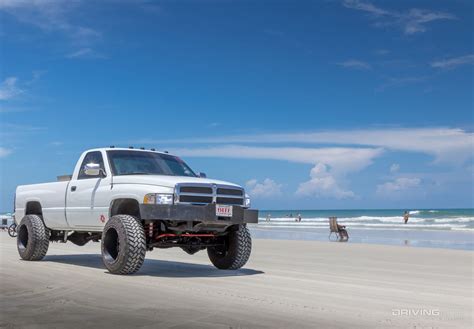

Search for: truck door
xmin=66 ymin=151 xmax=111 ymax=229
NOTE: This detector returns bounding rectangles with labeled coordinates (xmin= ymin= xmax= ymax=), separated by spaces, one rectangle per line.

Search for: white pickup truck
xmin=14 ymin=147 xmax=258 ymax=274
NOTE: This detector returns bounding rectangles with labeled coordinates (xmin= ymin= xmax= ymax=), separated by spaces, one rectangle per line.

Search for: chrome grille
xmin=176 ymin=183 xmax=244 ymax=206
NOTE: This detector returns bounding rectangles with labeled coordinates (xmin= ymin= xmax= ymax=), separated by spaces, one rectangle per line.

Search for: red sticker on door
xmin=99 ymin=215 xmax=106 ymax=223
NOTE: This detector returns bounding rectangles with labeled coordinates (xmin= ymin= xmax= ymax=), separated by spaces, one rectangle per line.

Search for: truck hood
xmin=112 ymin=175 xmax=242 ymax=189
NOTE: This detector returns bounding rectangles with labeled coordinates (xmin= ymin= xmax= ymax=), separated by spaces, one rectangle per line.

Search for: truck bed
xmin=16 ymin=181 xmax=70 ymax=229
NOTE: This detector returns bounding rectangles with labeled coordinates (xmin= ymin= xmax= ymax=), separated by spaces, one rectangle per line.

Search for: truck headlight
xmin=143 ymin=193 xmax=174 ymax=205
xmin=244 ymin=194 xmax=251 ymax=208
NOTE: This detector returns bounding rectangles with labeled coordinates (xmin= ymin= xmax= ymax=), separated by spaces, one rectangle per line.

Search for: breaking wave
xmin=258 ymin=215 xmax=474 ymax=231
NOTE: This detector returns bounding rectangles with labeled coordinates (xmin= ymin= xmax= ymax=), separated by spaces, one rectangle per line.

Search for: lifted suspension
xmin=147 ymin=232 xmax=223 ymax=254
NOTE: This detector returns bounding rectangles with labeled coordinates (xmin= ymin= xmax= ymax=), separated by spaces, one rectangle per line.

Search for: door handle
xmin=71 ymin=186 xmax=77 ymax=192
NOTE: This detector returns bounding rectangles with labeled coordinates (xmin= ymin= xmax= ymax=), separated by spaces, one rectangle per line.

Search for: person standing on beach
xmin=297 ymin=213 xmax=302 ymax=222
xmin=403 ymin=211 xmax=410 ymax=224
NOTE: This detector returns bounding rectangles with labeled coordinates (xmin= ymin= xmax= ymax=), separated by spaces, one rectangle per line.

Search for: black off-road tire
xmin=17 ymin=215 xmax=50 ymax=261
xmin=208 ymin=224 xmax=252 ymax=270
xmin=101 ymin=215 xmax=146 ymax=275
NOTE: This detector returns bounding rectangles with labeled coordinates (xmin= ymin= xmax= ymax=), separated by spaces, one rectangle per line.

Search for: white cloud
xmin=402 ymin=9 xmax=456 ymax=34
xmin=0 ymin=0 xmax=100 ymax=46
xmin=66 ymin=48 xmax=94 ymax=58
xmin=337 ymin=60 xmax=371 ymax=70
xmin=342 ymin=0 xmax=390 ymax=16
xmin=390 ymin=163 xmax=400 ymax=173
xmin=0 ymin=147 xmax=12 ymax=158
xmin=163 ymin=128 xmax=473 ymax=165
xmin=296 ymin=163 xmax=355 ymax=199
xmin=376 ymin=177 xmax=421 ymax=196
xmin=246 ymin=178 xmax=282 ymax=198
xmin=431 ymin=54 xmax=474 ymax=69
xmin=141 ymin=127 xmax=472 ymax=200
xmin=174 ymin=145 xmax=383 ymax=174
xmin=175 ymin=146 xmax=381 ymax=200
xmin=0 ymin=77 xmax=23 ymax=100
xmin=66 ymin=47 xmax=105 ymax=59
xmin=0 ymin=72 xmax=44 ymax=101
xmin=342 ymin=0 xmax=456 ymax=35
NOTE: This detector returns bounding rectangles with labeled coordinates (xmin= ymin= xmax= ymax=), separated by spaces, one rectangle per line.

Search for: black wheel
xmin=17 ymin=215 xmax=50 ymax=261
xmin=208 ymin=224 xmax=252 ymax=270
xmin=8 ymin=223 xmax=17 ymax=238
xmin=101 ymin=215 xmax=146 ymax=275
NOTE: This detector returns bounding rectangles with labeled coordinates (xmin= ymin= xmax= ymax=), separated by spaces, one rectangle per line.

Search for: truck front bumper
xmin=139 ymin=204 xmax=258 ymax=224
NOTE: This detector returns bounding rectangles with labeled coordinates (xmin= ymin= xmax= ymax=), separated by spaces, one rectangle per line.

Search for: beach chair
xmin=328 ymin=217 xmax=348 ymax=241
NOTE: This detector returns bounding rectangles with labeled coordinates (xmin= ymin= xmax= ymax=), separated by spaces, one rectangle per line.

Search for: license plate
xmin=216 ymin=205 xmax=233 ymax=217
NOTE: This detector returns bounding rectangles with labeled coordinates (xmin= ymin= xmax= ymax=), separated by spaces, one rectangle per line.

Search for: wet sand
xmin=0 ymin=232 xmax=472 ymax=328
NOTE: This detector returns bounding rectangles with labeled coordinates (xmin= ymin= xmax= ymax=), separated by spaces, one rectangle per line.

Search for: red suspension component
xmin=154 ymin=233 xmax=216 ymax=240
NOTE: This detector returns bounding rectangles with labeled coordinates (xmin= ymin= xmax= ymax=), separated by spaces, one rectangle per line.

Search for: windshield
xmin=107 ymin=150 xmax=197 ymax=177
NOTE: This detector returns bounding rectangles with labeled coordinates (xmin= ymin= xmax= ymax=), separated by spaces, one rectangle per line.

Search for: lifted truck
xmin=14 ymin=147 xmax=258 ymax=274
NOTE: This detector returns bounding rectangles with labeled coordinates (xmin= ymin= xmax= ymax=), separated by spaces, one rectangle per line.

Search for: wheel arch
xmin=109 ymin=198 xmax=141 ymax=219
xmin=25 ymin=201 xmax=43 ymax=216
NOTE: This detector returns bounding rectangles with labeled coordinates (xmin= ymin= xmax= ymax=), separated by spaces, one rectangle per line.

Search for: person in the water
xmin=403 ymin=211 xmax=410 ymax=224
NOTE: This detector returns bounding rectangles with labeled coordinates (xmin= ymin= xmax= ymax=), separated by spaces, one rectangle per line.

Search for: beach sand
xmin=0 ymin=232 xmax=472 ymax=328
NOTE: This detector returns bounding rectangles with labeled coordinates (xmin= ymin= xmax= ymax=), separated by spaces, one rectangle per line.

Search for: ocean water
xmin=257 ymin=209 xmax=474 ymax=231
xmin=2 ymin=209 xmax=473 ymax=250
xmin=251 ymin=209 xmax=474 ymax=250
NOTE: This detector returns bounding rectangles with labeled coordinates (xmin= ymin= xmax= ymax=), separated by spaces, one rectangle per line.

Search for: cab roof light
xmin=110 ymin=145 xmax=115 ymax=148
xmin=151 ymin=148 xmax=156 ymax=151
xmin=129 ymin=146 xmax=134 ymax=149
xmin=140 ymin=147 xmax=145 ymax=150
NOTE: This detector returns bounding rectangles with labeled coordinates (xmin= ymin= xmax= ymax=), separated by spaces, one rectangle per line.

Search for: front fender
xmin=108 ymin=183 xmax=175 ymax=213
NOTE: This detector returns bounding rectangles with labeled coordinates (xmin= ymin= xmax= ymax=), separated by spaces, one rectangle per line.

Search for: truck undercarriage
xmin=49 ymin=220 xmax=242 ymax=257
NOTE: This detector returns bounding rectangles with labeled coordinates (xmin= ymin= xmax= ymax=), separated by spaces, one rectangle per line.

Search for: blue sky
xmin=0 ymin=0 xmax=473 ymax=211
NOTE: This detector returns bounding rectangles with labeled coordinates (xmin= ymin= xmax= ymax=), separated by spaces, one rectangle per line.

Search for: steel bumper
xmin=139 ymin=204 xmax=258 ymax=224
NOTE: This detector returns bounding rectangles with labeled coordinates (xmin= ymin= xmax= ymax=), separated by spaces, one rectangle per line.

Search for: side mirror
xmin=84 ymin=163 xmax=103 ymax=177
xmin=198 ymin=172 xmax=207 ymax=178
